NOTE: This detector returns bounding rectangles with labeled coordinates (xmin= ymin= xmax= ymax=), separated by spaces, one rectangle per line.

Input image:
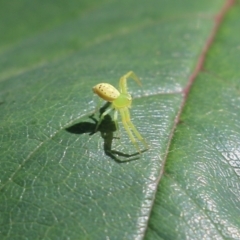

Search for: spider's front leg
xmin=119 ymin=71 xmax=142 ymax=94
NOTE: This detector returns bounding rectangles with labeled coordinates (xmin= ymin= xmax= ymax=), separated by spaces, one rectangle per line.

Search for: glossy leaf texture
xmin=0 ymin=0 xmax=239 ymax=239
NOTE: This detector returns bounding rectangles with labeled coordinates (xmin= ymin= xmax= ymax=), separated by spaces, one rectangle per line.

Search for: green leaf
xmin=1 ymin=0 xmax=239 ymax=239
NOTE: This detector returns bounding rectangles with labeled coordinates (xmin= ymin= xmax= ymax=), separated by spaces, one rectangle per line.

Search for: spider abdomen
xmin=93 ymin=83 xmax=120 ymax=102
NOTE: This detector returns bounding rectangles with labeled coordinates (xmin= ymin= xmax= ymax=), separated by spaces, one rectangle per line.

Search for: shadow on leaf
xmin=66 ymin=103 xmax=141 ymax=163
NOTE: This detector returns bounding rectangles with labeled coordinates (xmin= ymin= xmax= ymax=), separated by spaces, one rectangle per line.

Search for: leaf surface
xmin=0 ymin=0 xmax=239 ymax=239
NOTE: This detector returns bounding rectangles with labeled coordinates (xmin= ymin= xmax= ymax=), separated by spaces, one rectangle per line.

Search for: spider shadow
xmin=65 ymin=103 xmax=142 ymax=163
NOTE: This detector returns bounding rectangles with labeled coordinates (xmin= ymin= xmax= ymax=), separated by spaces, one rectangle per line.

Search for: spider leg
xmin=95 ymin=106 xmax=113 ymax=131
xmin=113 ymin=109 xmax=120 ymax=138
xmin=119 ymin=71 xmax=142 ymax=94
xmin=121 ymin=107 xmax=149 ymax=151
xmin=119 ymin=108 xmax=141 ymax=152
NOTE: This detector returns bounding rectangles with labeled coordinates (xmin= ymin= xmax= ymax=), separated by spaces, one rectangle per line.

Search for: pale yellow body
xmin=92 ymin=71 xmax=148 ymax=153
xmin=93 ymin=83 xmax=120 ymax=102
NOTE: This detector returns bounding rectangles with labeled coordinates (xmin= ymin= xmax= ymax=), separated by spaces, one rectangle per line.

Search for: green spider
xmin=92 ymin=71 xmax=148 ymax=152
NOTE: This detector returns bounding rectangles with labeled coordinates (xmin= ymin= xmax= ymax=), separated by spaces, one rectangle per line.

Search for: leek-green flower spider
xmin=92 ymin=71 xmax=148 ymax=153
